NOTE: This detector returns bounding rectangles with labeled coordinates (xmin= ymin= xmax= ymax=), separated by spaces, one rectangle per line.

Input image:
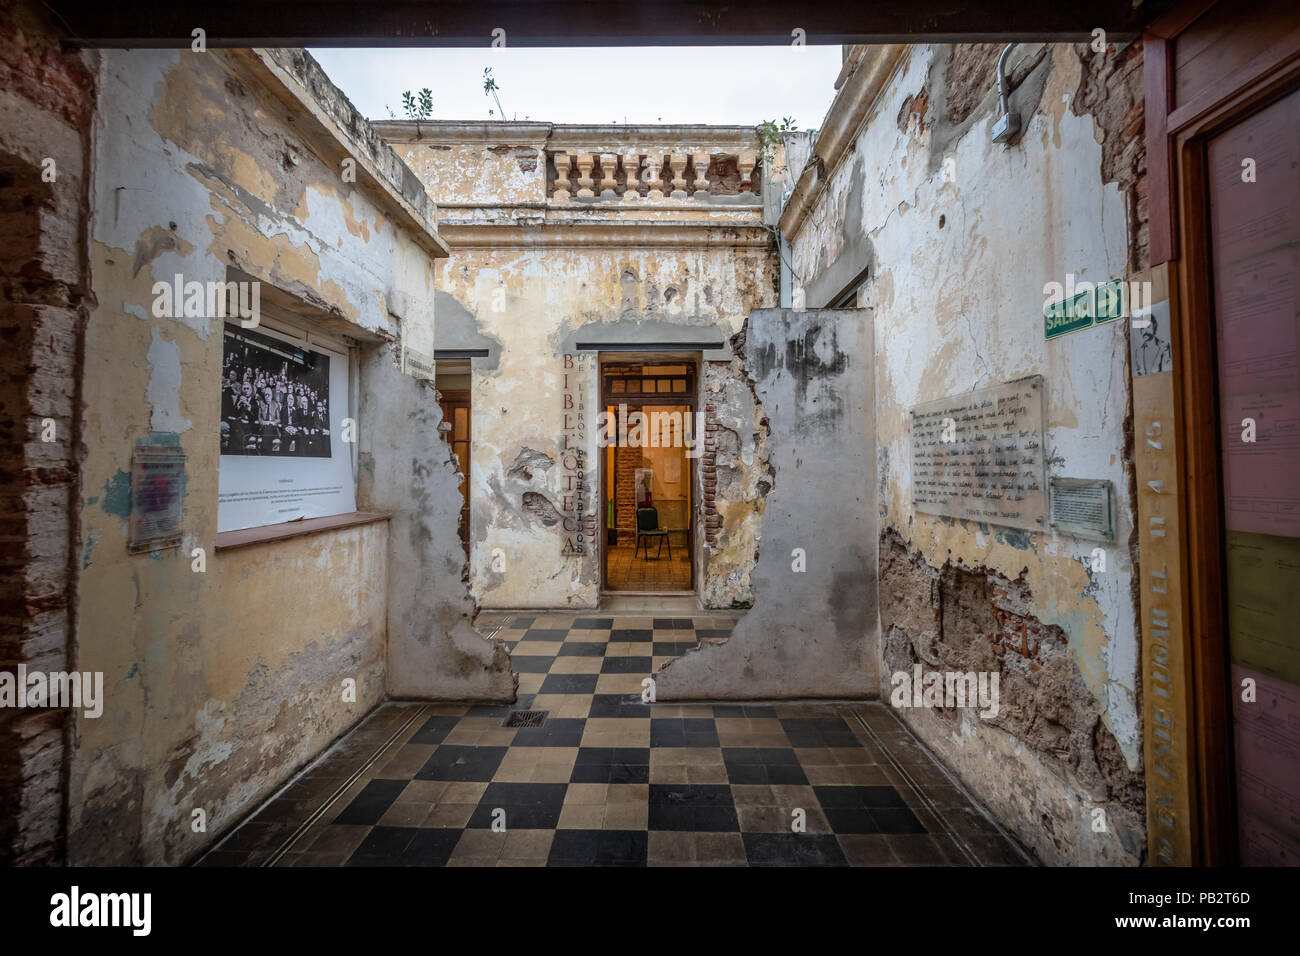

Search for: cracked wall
xmin=786 ymin=44 xmax=1145 ymax=863
xmin=69 ymin=49 xmax=451 ymax=864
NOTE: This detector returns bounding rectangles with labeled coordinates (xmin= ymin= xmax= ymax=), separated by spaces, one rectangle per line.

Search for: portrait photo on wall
xmin=220 ymin=322 xmax=332 ymax=457
xmin=635 ymin=467 xmax=653 ymax=507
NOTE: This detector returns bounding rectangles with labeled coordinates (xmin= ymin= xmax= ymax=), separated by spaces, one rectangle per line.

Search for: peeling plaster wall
xmin=71 ymin=49 xmax=444 ymax=865
xmin=407 ymin=139 xmax=778 ymax=609
xmin=400 ymin=138 xmax=546 ymax=205
xmin=786 ymin=45 xmax=1144 ymax=864
xmin=357 ymin=342 xmax=514 ymax=700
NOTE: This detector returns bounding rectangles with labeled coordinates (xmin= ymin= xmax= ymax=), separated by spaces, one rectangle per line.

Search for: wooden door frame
xmin=1145 ymin=0 xmax=1300 ymax=864
xmin=597 ymin=354 xmax=699 ymax=594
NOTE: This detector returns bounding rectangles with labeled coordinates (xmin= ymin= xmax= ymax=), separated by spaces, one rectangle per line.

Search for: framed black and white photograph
xmin=217 ymin=321 xmax=356 ymax=533
xmin=221 ymin=323 xmax=332 ymax=458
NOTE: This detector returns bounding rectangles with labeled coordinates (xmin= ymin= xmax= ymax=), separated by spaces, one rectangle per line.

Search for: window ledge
xmin=215 ymin=511 xmax=391 ymax=552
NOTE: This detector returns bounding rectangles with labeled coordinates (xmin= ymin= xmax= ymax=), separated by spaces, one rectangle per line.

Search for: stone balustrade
xmin=547 ymin=149 xmax=760 ymax=203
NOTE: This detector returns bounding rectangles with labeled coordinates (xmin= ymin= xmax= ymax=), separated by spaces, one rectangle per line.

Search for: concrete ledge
xmin=215 ymin=511 xmax=390 ymax=551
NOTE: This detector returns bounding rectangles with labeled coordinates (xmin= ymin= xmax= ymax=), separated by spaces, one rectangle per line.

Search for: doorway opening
xmin=436 ymin=358 xmax=472 ymax=557
xmin=599 ymin=355 xmax=698 ymax=593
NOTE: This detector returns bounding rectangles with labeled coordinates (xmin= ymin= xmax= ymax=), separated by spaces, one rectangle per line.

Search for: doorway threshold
xmin=599 ymin=592 xmax=699 ymax=614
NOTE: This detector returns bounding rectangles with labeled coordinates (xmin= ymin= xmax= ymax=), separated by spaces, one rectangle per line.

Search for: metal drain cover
xmin=503 ymin=709 xmax=548 ymax=728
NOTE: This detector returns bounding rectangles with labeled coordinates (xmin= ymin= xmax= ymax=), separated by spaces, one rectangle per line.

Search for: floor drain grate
xmin=503 ymin=709 xmax=548 ymax=728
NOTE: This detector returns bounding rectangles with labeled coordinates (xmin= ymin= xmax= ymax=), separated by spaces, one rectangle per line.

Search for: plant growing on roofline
xmin=483 ymin=68 xmax=506 ymax=118
xmin=385 ymin=88 xmax=434 ymax=121
xmin=757 ymin=116 xmax=797 ymax=179
xmin=757 ymin=118 xmax=805 ymax=285
xmin=403 ymin=88 xmax=434 ymax=120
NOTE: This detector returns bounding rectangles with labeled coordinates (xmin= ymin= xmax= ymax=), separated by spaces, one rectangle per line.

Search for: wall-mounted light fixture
xmin=991 ymin=43 xmax=1022 ymax=145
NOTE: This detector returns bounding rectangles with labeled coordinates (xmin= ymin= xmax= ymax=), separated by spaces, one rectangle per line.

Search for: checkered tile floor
xmin=198 ymin=614 xmax=1031 ymax=867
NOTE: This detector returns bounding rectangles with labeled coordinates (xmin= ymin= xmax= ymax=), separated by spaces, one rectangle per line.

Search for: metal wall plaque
xmin=910 ymin=375 xmax=1047 ymax=531
xmin=402 ymin=345 xmax=436 ymax=382
xmin=1049 ymin=477 xmax=1114 ymax=541
xmin=128 ymin=445 xmax=185 ymax=553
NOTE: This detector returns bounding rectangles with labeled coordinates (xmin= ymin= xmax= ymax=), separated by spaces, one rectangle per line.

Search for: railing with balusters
xmin=549 ymin=150 xmax=759 ymax=202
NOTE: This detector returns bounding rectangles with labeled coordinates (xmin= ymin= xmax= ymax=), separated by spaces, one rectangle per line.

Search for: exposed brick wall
xmin=1072 ymin=39 xmax=1148 ymax=274
xmin=614 ymin=443 xmax=640 ymax=543
xmin=701 ymin=405 xmax=719 ymax=546
xmin=0 ymin=0 xmax=95 ymax=866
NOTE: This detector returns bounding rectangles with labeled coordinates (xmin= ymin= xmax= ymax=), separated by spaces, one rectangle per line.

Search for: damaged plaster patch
xmin=145 ymin=327 xmax=192 ymax=435
xmin=521 ymin=491 xmax=561 ymax=526
xmin=507 ymin=447 xmax=554 ymax=481
xmin=879 ymin=527 xmax=1144 ymax=863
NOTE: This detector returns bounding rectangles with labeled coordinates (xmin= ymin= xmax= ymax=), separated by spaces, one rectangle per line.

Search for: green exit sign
xmin=1045 ymin=278 xmax=1124 ymax=339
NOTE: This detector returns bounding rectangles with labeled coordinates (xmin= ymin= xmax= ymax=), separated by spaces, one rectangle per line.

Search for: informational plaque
xmin=1050 ymin=477 xmax=1114 ymax=541
xmin=910 ymin=375 xmax=1046 ymax=531
xmin=128 ymin=445 xmax=185 ymax=553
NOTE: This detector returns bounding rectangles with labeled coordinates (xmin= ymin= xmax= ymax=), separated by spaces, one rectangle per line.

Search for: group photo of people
xmin=220 ymin=323 xmax=333 ymax=458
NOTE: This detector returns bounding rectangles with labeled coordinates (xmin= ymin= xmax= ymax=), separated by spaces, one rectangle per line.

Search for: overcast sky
xmin=309 ymin=46 xmax=842 ymax=129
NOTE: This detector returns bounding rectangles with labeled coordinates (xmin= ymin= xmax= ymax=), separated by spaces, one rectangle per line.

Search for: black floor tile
xmin=610 ymin=628 xmax=653 ymax=642
xmin=345 ymin=825 xmax=418 ymax=864
xmin=510 ymin=717 xmax=587 ymax=748
xmin=548 ymin=829 xmax=648 ymax=866
xmin=648 ymin=784 xmax=739 ymax=831
xmin=870 ymin=808 xmax=928 ymax=834
xmin=572 ymin=617 xmax=612 ymax=629
xmin=558 ymin=642 xmax=607 ymax=657
xmin=400 ymin=828 xmax=464 ymax=866
xmin=509 ymin=655 xmax=554 ymax=673
xmin=779 ymin=716 xmax=863 ymax=748
xmin=509 ymin=617 xmax=535 ymax=629
xmin=588 ymin=694 xmax=652 ymax=718
xmin=539 ymin=673 xmax=599 ymax=695
xmin=652 ymin=618 xmax=693 ymax=629
xmin=814 ymin=786 xmax=926 ymax=834
xmin=742 ymin=833 xmax=848 ymax=867
xmin=651 ymin=641 xmax=698 ymax=657
xmin=601 ymin=656 xmax=653 ymax=673
xmin=468 ymin=782 xmax=568 ymax=829
xmin=333 ymin=779 xmax=408 ymax=826
xmin=468 ymin=782 xmax=569 ymax=823
xmin=571 ymin=747 xmax=650 ymax=784
xmin=821 ymin=807 xmax=880 ymax=833
xmin=408 ymin=715 xmax=461 ymax=745
xmin=722 ymin=748 xmax=809 ymax=785
xmin=519 ymin=628 xmax=569 ymax=642
xmin=651 ymin=717 xmax=720 ymax=748
xmin=415 ymin=745 xmax=509 ymax=782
